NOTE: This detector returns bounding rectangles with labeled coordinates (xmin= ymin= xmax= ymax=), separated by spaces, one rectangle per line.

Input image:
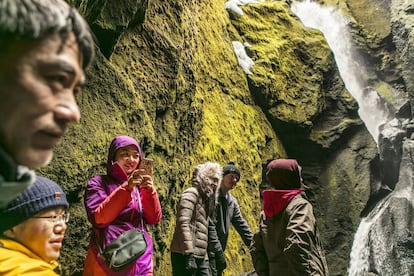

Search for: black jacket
xmin=208 ymin=192 xmax=253 ymax=256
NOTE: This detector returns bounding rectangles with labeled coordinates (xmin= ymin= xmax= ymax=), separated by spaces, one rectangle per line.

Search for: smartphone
xmin=139 ymin=158 xmax=154 ymax=176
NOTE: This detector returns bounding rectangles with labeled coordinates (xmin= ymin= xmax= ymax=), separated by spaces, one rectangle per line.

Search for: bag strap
xmin=133 ymin=187 xmax=145 ymax=230
xmin=94 ymin=185 xmax=145 ymax=255
xmin=95 ymin=231 xmax=104 ymax=255
xmin=94 ymin=176 xmax=109 ymax=256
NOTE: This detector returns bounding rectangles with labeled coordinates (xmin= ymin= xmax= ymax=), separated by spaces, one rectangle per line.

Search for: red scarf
xmin=262 ymin=189 xmax=302 ymax=218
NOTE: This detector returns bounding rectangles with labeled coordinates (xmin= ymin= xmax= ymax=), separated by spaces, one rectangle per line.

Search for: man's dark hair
xmin=0 ymin=0 xmax=95 ymax=69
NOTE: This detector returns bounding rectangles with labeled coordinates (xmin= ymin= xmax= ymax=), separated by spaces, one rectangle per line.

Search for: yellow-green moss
xmin=43 ymin=0 xmax=354 ymax=274
xmin=106 ymin=0 xmax=288 ymax=274
xmin=346 ymin=0 xmax=390 ymax=41
xmin=230 ymin=2 xmax=333 ymax=125
xmin=374 ymin=81 xmax=399 ymax=105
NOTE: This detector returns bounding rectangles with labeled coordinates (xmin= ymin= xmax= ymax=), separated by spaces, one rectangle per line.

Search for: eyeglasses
xmin=32 ymin=213 xmax=70 ymax=224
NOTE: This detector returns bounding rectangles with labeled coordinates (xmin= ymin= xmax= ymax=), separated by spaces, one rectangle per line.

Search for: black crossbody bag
xmin=95 ymin=188 xmax=147 ymax=271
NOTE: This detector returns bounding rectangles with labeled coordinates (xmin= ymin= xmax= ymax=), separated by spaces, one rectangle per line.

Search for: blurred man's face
xmin=0 ymin=33 xmax=85 ymax=169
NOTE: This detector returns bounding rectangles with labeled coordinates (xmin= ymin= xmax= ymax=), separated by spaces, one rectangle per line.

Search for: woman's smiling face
xmin=114 ymin=145 xmax=140 ymax=175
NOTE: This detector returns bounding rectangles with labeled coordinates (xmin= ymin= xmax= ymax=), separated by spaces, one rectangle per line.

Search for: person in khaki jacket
xmin=250 ymin=159 xmax=329 ymax=276
xmin=170 ymin=161 xmax=222 ymax=276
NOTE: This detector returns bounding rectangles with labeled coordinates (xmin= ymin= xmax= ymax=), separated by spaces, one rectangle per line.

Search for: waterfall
xmin=291 ymin=0 xmax=394 ymax=143
xmin=347 ymin=196 xmax=390 ymax=275
xmin=290 ymin=1 xmax=413 ymax=275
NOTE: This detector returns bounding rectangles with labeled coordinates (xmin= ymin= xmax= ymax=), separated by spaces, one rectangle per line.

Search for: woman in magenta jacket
xmin=83 ymin=135 xmax=162 ymax=275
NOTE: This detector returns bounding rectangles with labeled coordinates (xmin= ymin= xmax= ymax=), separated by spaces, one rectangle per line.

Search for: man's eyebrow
xmin=40 ymin=59 xmax=75 ymax=74
xmin=58 ymin=62 xmax=86 ymax=85
xmin=40 ymin=60 xmax=85 ymax=85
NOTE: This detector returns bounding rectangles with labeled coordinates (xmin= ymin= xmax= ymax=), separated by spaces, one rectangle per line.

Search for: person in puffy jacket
xmin=83 ymin=135 xmax=162 ymax=276
xmin=0 ymin=176 xmax=70 ymax=275
xmin=170 ymin=161 xmax=222 ymax=276
xmin=250 ymin=159 xmax=329 ymax=276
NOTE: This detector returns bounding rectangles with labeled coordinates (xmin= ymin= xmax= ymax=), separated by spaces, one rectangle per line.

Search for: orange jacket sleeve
xmin=94 ymin=185 xmax=133 ymax=225
xmin=140 ymin=187 xmax=162 ymax=225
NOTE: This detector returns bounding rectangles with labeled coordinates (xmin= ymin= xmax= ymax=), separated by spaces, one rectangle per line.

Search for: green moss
xmin=346 ymin=0 xmax=390 ymax=41
xmin=230 ymin=2 xmax=332 ymax=125
xmin=44 ymin=0 xmax=338 ymax=274
xmin=374 ymin=81 xmax=398 ymax=104
xmin=326 ymin=165 xmax=338 ymax=198
xmin=197 ymin=90 xmax=285 ymax=162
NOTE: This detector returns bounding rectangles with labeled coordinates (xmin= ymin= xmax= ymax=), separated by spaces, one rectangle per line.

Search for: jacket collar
xmin=0 ymin=146 xmax=19 ymax=181
xmin=108 ymin=162 xmax=129 ymax=183
xmin=0 ymin=238 xmax=59 ymax=269
xmin=0 ymin=146 xmax=35 ymax=209
xmin=262 ymin=189 xmax=302 ymax=218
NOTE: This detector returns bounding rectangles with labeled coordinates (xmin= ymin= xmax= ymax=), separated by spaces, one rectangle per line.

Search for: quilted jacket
xmin=170 ymin=187 xmax=209 ymax=259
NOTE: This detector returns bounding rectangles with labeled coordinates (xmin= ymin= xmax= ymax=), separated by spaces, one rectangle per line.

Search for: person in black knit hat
xmin=208 ymin=162 xmax=253 ymax=276
xmin=0 ymin=175 xmax=69 ymax=275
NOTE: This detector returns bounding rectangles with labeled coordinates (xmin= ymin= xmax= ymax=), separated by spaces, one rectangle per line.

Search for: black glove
xmin=185 ymin=254 xmax=197 ymax=273
xmin=216 ymin=252 xmax=227 ymax=271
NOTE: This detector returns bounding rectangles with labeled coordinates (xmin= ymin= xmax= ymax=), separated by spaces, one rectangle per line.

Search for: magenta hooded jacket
xmin=83 ymin=136 xmax=162 ymax=275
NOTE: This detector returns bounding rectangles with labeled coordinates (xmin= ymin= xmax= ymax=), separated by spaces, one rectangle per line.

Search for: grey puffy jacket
xmin=170 ymin=187 xmax=209 ymax=259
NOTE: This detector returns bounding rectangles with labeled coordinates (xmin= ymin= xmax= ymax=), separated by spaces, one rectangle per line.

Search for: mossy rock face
xmin=43 ymin=0 xmax=285 ymax=275
xmin=74 ymin=0 xmax=149 ymax=58
xmin=36 ymin=0 xmax=387 ymax=275
xmin=390 ymin=0 xmax=414 ymax=108
xmin=229 ymin=2 xmax=361 ymax=144
xmin=228 ymin=2 xmax=378 ymax=274
xmin=229 ymin=2 xmax=330 ymax=126
xmin=338 ymin=0 xmax=410 ymax=113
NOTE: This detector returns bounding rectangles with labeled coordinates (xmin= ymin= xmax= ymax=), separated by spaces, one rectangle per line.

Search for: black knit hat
xmin=222 ymin=162 xmax=241 ymax=180
xmin=0 ymin=176 xmax=69 ymax=233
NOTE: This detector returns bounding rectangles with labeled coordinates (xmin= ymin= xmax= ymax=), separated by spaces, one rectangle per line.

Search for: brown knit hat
xmin=266 ymin=159 xmax=302 ymax=190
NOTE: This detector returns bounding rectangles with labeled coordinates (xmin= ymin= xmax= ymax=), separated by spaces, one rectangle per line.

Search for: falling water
xmin=347 ymin=196 xmax=390 ymax=275
xmin=291 ymin=0 xmax=394 ymax=143
xmin=290 ymin=1 xmax=402 ymax=274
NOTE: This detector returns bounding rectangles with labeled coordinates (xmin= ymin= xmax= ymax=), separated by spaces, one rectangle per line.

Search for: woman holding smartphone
xmin=83 ymin=135 xmax=162 ymax=275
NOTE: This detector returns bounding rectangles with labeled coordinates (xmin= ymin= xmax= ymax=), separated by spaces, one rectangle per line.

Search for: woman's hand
xmin=127 ymin=170 xmax=141 ymax=188
xmin=127 ymin=169 xmax=154 ymax=189
xmin=139 ymin=174 xmax=154 ymax=189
